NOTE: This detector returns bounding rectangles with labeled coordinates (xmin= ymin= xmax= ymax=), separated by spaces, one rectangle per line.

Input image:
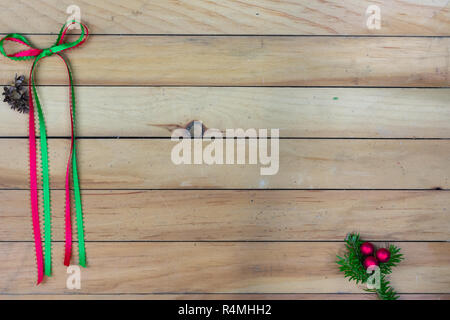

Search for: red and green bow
xmin=0 ymin=20 xmax=89 ymax=284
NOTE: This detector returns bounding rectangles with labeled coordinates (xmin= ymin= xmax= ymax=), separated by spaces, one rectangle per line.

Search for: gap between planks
xmin=0 ymin=294 xmax=449 ymax=300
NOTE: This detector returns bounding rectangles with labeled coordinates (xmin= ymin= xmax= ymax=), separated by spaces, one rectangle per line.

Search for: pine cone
xmin=2 ymin=74 xmax=29 ymax=113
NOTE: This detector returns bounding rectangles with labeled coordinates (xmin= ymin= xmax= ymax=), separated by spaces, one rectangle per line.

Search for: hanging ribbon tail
xmin=30 ymin=59 xmax=53 ymax=276
xmin=60 ymin=54 xmax=74 ymax=267
xmin=28 ymin=77 xmax=44 ymax=285
xmin=73 ymin=146 xmax=87 ymax=267
xmin=59 ymin=53 xmax=87 ymax=267
xmin=0 ymin=20 xmax=89 ymax=283
xmin=63 ymin=136 xmax=74 ymax=267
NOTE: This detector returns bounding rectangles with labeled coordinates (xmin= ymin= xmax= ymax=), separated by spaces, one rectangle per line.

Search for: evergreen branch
xmin=336 ymin=233 xmax=403 ymax=300
xmin=376 ymin=274 xmax=400 ymax=300
xmin=336 ymin=233 xmax=368 ymax=283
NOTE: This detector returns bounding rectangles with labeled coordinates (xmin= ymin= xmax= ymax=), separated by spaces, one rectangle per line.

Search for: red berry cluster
xmin=360 ymin=242 xmax=390 ymax=269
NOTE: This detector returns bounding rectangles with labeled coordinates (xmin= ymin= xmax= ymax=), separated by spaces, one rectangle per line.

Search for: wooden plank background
xmin=0 ymin=0 xmax=449 ymax=300
xmin=1 ymin=36 xmax=448 ymax=87
xmin=0 ymin=0 xmax=448 ymax=35
xmin=1 ymin=88 xmax=449 ymax=138
xmin=0 ymin=242 xmax=449 ymax=293
xmin=1 ymin=139 xmax=450 ymax=189
xmin=1 ymin=190 xmax=449 ymax=241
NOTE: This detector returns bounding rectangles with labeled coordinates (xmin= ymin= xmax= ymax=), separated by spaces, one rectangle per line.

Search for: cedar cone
xmin=2 ymin=74 xmax=29 ymax=113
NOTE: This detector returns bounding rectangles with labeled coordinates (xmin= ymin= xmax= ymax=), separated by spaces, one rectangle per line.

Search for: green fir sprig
xmin=336 ymin=233 xmax=404 ymax=300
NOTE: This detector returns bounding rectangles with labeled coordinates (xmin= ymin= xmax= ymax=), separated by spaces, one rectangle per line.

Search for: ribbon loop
xmin=0 ymin=21 xmax=88 ymax=61
xmin=0 ymin=20 xmax=89 ymax=284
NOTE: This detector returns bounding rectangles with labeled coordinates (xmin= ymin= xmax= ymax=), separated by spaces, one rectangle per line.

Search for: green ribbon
xmin=0 ymin=21 xmax=88 ymax=277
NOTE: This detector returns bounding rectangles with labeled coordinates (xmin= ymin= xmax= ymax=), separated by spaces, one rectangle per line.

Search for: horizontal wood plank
xmin=1 ymin=87 xmax=450 ymax=138
xmin=0 ymin=36 xmax=448 ymax=87
xmin=1 ymin=294 xmax=449 ymax=300
xmin=1 ymin=190 xmax=448 ymax=241
xmin=0 ymin=1 xmax=448 ymax=35
xmin=0 ymin=242 xmax=448 ymax=294
xmin=0 ymin=139 xmax=449 ymax=189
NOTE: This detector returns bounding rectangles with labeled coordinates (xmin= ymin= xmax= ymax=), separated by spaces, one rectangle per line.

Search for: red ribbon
xmin=0 ymin=21 xmax=89 ymax=284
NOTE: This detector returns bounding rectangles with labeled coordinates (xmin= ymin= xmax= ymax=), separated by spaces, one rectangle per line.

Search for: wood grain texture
xmin=0 ymin=242 xmax=448 ymax=294
xmin=1 ymin=190 xmax=448 ymax=241
xmin=0 ymin=36 xmax=448 ymax=86
xmin=0 ymin=1 xmax=449 ymax=301
xmin=1 ymin=87 xmax=450 ymax=138
xmin=1 ymin=294 xmax=449 ymax=300
xmin=0 ymin=139 xmax=449 ymax=189
xmin=0 ymin=0 xmax=448 ymax=35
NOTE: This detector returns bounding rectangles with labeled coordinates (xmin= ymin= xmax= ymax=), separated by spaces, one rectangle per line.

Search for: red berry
xmin=363 ymin=256 xmax=379 ymax=269
xmin=376 ymin=248 xmax=391 ymax=263
xmin=360 ymin=242 xmax=374 ymax=256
